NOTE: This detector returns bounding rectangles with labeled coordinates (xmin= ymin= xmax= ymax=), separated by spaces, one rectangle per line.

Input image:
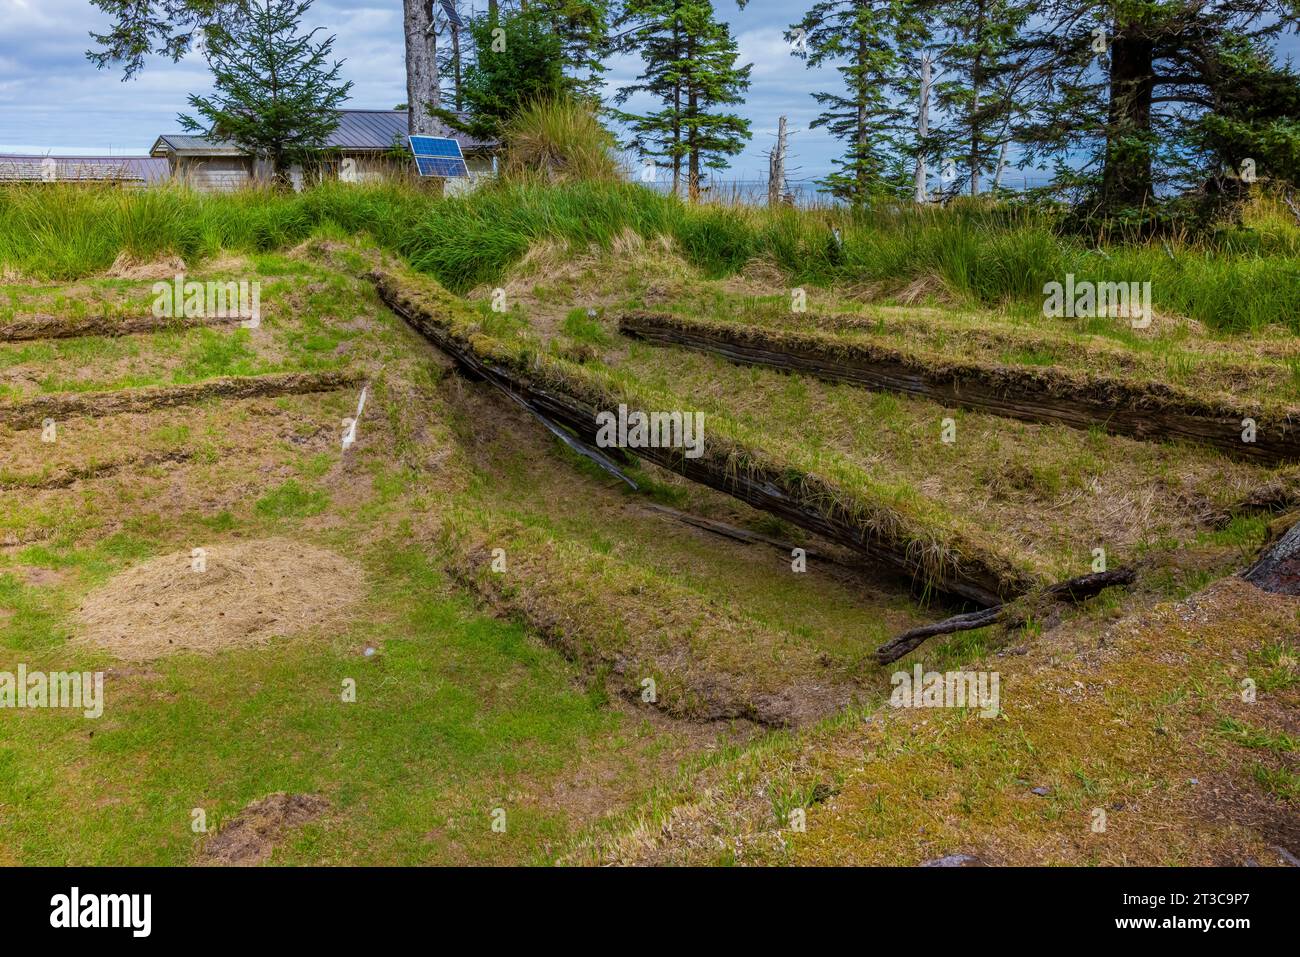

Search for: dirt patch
xmin=74 ymin=538 xmax=365 ymax=660
xmin=16 ymin=566 xmax=64 ymax=587
xmin=197 ymin=792 xmax=329 ymax=866
xmin=106 ymin=253 xmax=187 ymax=281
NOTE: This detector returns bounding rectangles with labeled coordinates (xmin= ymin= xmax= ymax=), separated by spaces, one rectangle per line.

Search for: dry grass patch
xmin=74 ymin=538 xmax=364 ymax=660
xmin=106 ymin=253 xmax=188 ymax=281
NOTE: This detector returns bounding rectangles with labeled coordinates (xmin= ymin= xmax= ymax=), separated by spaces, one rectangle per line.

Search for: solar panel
xmin=408 ymin=135 xmax=469 ymax=178
xmin=439 ymin=0 xmax=465 ymax=28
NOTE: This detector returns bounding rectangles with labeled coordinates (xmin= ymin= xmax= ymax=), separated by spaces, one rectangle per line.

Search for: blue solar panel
xmin=439 ymin=0 xmax=465 ymax=28
xmin=415 ymin=155 xmax=470 ymax=177
xmin=408 ymin=135 xmax=469 ymax=178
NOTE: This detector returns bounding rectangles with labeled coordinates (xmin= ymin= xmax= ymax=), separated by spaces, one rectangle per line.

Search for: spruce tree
xmin=787 ymin=1 xmax=925 ymax=207
xmin=614 ymin=0 xmax=752 ymax=200
xmin=91 ymin=0 xmax=439 ymax=136
xmin=931 ymin=0 xmax=1031 ymax=195
xmin=1013 ymin=0 xmax=1300 ymax=226
xmin=434 ymin=7 xmax=568 ymax=141
xmin=178 ymin=0 xmax=352 ymax=188
xmin=530 ymin=0 xmax=613 ymax=98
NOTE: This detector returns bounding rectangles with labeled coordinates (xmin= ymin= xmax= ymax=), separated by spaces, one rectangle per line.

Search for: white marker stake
xmin=342 ymin=385 xmax=369 ymax=452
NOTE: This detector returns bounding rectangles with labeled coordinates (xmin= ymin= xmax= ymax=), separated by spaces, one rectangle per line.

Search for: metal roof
xmin=151 ymin=135 xmax=246 ymax=157
xmin=0 ymin=155 xmax=171 ymax=184
xmin=152 ymin=110 xmax=496 ymax=157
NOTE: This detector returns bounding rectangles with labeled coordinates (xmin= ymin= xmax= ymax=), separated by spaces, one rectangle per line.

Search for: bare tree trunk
xmin=452 ymin=23 xmax=462 ymax=112
xmin=768 ymin=115 xmax=787 ymax=207
xmin=993 ymin=139 xmax=1009 ymax=190
xmin=914 ymin=53 xmax=931 ymax=205
xmin=686 ymin=21 xmax=700 ymax=202
xmin=969 ymin=0 xmax=985 ymax=196
xmin=671 ymin=14 xmax=682 ymax=198
xmin=404 ymin=0 xmax=440 ymax=135
xmin=855 ymin=32 xmax=868 ymax=205
xmin=688 ymin=86 xmax=700 ymax=202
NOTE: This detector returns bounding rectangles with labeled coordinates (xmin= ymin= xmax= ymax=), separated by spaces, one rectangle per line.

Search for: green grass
xmin=560 ymin=307 xmax=610 ymax=345
xmin=1216 ymin=717 xmax=1299 ymax=752
xmin=3 ymin=180 xmax=1299 ymax=334
xmin=0 ymin=541 xmax=641 ymax=864
xmin=255 ymin=479 xmax=330 ymax=519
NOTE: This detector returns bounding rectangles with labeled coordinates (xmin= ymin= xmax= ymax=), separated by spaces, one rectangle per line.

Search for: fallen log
xmin=372 ymin=268 xmax=1036 ymax=607
xmin=0 ymin=370 xmax=359 ymax=431
xmin=1242 ymin=517 xmax=1300 ymax=596
xmin=639 ymin=502 xmax=822 ymax=557
xmin=619 ymin=312 xmax=1300 ymax=466
xmin=873 ymin=567 xmax=1137 ymax=664
xmin=0 ymin=312 xmax=244 ymax=343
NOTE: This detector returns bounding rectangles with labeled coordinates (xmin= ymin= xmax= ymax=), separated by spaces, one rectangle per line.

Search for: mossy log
xmin=373 ymin=270 xmax=1033 ymax=607
xmin=1242 ymin=518 xmax=1300 ymax=596
xmin=873 ymin=567 xmax=1138 ymax=665
xmin=0 ymin=371 xmax=359 ymax=431
xmin=0 ymin=313 xmax=243 ymax=343
xmin=619 ymin=312 xmax=1300 ymax=465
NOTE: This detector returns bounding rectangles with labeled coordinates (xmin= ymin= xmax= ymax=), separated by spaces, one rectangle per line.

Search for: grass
xmin=0 ymin=249 xmax=932 ymax=863
xmin=2 ymin=178 xmax=1296 ymax=866
xmin=571 ymin=575 xmax=1300 ymax=866
xmin=3 ymin=180 xmax=1299 ymax=334
xmin=1216 ymin=717 xmax=1299 ymax=752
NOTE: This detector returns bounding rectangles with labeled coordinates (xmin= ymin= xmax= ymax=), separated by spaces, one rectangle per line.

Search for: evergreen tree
xmin=178 ymin=0 xmax=352 ymax=188
xmin=1013 ymin=0 xmax=1300 ymax=226
xmin=530 ymin=0 xmax=613 ymax=98
xmin=931 ymin=0 xmax=1031 ymax=195
xmin=614 ymin=0 xmax=753 ymax=201
xmin=787 ymin=1 xmax=925 ymax=207
xmin=435 ymin=7 xmax=568 ymax=140
xmin=1189 ymin=37 xmax=1300 ymax=197
xmin=90 ymin=0 xmax=439 ymax=136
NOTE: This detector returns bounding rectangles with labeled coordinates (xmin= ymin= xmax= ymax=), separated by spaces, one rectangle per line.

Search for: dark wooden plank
xmin=374 ymin=271 xmax=1034 ymax=607
xmin=620 ymin=313 xmax=1300 ymax=465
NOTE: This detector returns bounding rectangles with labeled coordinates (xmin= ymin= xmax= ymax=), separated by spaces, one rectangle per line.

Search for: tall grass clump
xmin=500 ymin=99 xmax=621 ymax=184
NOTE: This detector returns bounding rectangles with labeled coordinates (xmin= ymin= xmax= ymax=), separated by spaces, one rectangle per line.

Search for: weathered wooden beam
xmin=619 ymin=312 xmax=1300 ymax=465
xmin=373 ymin=270 xmax=1033 ymax=607
xmin=1242 ymin=518 xmax=1300 ymax=596
xmin=873 ymin=566 xmax=1137 ymax=664
xmin=0 ymin=370 xmax=359 ymax=431
xmin=0 ymin=313 xmax=244 ymax=343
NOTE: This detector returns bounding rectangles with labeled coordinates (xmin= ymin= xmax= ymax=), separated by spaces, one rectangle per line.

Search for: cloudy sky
xmin=0 ymin=1 xmax=1294 ymax=187
xmin=0 ymin=0 xmax=842 ymax=183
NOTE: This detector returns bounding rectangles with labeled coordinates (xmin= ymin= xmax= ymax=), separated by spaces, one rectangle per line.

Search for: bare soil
xmin=73 ymin=538 xmax=365 ymax=660
xmin=197 ymin=792 xmax=330 ymax=866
